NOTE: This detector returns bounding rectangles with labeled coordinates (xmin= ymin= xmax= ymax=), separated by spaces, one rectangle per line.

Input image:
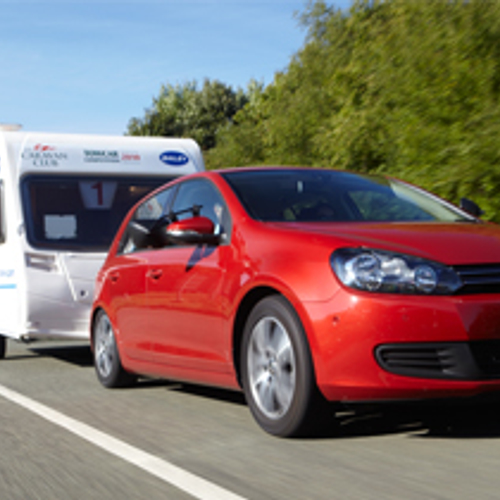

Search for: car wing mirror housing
xmin=460 ymin=197 xmax=484 ymax=218
xmin=166 ymin=216 xmax=220 ymax=245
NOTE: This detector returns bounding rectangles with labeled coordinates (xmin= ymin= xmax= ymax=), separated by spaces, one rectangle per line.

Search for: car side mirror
xmin=460 ymin=198 xmax=484 ymax=218
xmin=166 ymin=216 xmax=220 ymax=245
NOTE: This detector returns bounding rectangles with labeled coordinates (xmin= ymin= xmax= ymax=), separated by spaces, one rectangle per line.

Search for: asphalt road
xmin=1 ymin=339 xmax=500 ymax=500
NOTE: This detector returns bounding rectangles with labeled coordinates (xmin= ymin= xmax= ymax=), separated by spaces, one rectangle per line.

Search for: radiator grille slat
xmin=453 ymin=265 xmax=500 ymax=294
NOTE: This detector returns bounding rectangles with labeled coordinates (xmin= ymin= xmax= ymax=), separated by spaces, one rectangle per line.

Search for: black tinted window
xmin=222 ymin=169 xmax=468 ymax=223
xmin=171 ymin=179 xmax=225 ymax=226
xmin=22 ymin=175 xmax=174 ymax=251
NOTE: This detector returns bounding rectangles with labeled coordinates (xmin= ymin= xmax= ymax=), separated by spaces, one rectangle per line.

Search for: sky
xmin=0 ymin=0 xmax=349 ymax=136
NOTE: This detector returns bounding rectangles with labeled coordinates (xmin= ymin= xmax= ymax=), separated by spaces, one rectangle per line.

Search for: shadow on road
xmin=135 ymin=380 xmax=500 ymax=440
xmin=132 ymin=378 xmax=247 ymax=406
xmin=28 ymin=343 xmax=93 ymax=368
xmin=310 ymin=401 xmax=500 ymax=440
xmin=9 ymin=342 xmax=500 ymax=440
xmin=169 ymin=382 xmax=247 ymax=405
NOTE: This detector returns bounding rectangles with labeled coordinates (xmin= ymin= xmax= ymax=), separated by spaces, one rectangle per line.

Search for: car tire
xmin=241 ymin=295 xmax=324 ymax=437
xmin=0 ymin=335 xmax=6 ymax=360
xmin=93 ymin=309 xmax=136 ymax=388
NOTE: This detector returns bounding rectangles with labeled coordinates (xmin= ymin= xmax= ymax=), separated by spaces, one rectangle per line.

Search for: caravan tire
xmin=0 ymin=335 xmax=6 ymax=359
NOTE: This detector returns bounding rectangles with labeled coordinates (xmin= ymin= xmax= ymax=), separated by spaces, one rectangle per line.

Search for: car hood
xmin=270 ymin=221 xmax=500 ymax=265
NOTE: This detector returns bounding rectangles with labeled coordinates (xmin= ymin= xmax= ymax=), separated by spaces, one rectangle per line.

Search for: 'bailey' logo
xmin=159 ymin=151 xmax=189 ymax=166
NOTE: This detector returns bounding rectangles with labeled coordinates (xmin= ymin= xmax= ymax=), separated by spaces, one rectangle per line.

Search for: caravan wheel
xmin=0 ymin=335 xmax=6 ymax=359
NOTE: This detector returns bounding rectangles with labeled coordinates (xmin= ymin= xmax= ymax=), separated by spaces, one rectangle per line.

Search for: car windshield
xmin=22 ymin=175 xmax=174 ymax=251
xmin=221 ymin=169 xmax=472 ymax=223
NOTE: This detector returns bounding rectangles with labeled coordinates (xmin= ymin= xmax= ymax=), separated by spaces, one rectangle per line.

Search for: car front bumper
xmin=301 ymin=290 xmax=500 ymax=402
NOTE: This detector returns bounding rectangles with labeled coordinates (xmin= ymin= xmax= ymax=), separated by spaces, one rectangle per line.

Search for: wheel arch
xmin=232 ymin=285 xmax=315 ymax=388
xmin=89 ymin=307 xmax=102 ymax=351
xmin=89 ymin=305 xmax=109 ymax=352
xmin=232 ymin=286 xmax=278 ymax=387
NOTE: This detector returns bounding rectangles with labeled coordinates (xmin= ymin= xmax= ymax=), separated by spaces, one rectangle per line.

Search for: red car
xmin=91 ymin=167 xmax=500 ymax=436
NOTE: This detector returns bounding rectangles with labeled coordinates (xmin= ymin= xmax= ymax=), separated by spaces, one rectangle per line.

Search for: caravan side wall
xmin=0 ymin=132 xmax=204 ymax=341
xmin=0 ymin=134 xmax=27 ymax=338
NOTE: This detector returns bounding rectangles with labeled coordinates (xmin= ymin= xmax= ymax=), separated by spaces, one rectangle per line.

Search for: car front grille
xmin=453 ymin=264 xmax=500 ymax=294
xmin=375 ymin=341 xmax=500 ymax=380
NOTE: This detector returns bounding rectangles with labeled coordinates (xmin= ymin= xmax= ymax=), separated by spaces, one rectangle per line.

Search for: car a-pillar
xmin=0 ymin=334 xmax=6 ymax=359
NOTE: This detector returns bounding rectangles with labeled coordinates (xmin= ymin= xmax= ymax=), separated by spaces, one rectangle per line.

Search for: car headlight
xmin=331 ymin=248 xmax=462 ymax=295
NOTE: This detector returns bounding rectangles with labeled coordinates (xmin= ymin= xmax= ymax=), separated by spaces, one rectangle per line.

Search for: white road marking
xmin=0 ymin=384 xmax=247 ymax=500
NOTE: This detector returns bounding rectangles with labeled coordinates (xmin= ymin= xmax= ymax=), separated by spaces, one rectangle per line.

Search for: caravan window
xmin=21 ymin=175 xmax=174 ymax=251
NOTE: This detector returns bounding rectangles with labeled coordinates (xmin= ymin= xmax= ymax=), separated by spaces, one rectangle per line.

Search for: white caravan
xmin=0 ymin=130 xmax=204 ymax=357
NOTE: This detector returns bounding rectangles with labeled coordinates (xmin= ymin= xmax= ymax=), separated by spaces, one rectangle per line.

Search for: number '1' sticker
xmin=79 ymin=181 xmax=117 ymax=209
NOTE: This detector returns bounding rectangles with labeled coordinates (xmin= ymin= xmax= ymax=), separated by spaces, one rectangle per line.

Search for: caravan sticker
xmin=22 ymin=144 xmax=68 ymax=167
xmin=0 ymin=269 xmax=16 ymax=289
xmin=159 ymin=151 xmax=189 ymax=166
xmin=121 ymin=152 xmax=141 ymax=163
xmin=84 ymin=150 xmax=120 ymax=163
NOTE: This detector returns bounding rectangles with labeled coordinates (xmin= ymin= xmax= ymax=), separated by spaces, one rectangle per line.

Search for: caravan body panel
xmin=0 ymin=131 xmax=204 ymax=340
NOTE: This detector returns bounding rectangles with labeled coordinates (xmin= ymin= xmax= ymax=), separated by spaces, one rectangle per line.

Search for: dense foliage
xmin=127 ymin=79 xmax=247 ymax=150
xmin=129 ymin=0 xmax=500 ymax=220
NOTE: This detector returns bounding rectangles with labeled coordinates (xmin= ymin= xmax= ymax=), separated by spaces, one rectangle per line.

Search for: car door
xmin=145 ymin=178 xmax=232 ymax=373
xmin=105 ymin=252 xmax=148 ymax=360
xmin=112 ymin=185 xmax=175 ymax=361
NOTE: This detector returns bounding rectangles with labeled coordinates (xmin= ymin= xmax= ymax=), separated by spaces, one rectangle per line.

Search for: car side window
xmin=118 ymin=186 xmax=176 ymax=254
xmin=170 ymin=179 xmax=231 ymax=244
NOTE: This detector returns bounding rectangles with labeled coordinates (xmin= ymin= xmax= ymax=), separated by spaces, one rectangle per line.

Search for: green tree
xmin=211 ymin=0 xmax=500 ymax=220
xmin=206 ymin=79 xmax=267 ymax=168
xmin=127 ymin=79 xmax=247 ymax=151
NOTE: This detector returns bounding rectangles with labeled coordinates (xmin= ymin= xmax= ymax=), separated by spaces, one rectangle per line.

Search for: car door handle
xmin=109 ymin=272 xmax=120 ymax=283
xmin=147 ymin=269 xmax=163 ymax=280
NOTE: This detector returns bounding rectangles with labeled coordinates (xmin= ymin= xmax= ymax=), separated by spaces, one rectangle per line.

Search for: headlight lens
xmin=331 ymin=248 xmax=462 ymax=295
